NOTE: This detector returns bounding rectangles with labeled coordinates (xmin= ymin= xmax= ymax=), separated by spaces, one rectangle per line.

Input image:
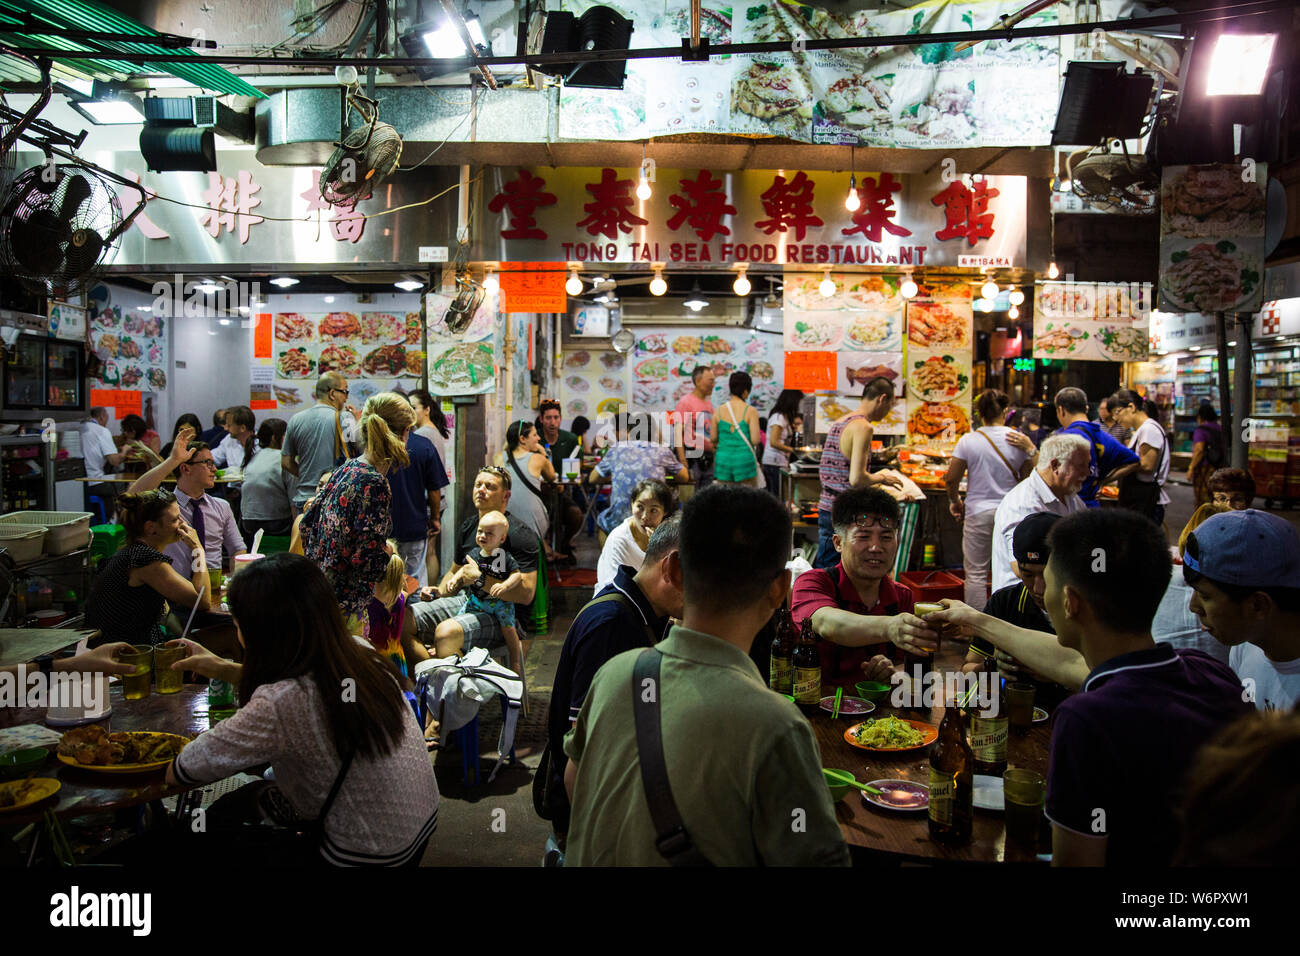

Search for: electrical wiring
xmin=396 ymin=84 xmax=481 ymax=171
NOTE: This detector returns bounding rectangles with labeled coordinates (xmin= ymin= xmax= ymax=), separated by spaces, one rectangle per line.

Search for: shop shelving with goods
xmin=1252 ymin=345 xmax=1300 ymax=418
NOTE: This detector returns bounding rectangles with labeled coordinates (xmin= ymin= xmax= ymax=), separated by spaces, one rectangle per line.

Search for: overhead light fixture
xmin=68 ymin=81 xmax=145 ymax=125
xmin=529 ymin=5 xmax=635 ymax=90
xmin=565 ymin=268 xmax=583 ymax=296
xmin=1047 ymin=261 xmax=1060 ymax=280
xmin=844 ymin=174 xmax=860 ymax=212
xmin=197 ymin=281 xmax=219 ymax=295
xmin=649 ymin=268 xmax=667 ymax=296
xmin=136 ymin=306 xmax=153 ymax=313
xmin=684 ymin=282 xmax=709 ymax=312
xmin=1009 ymin=289 xmax=1025 ymax=306
xmin=483 ymin=268 xmax=499 ymax=294
xmin=238 ymin=306 xmax=250 ymax=315
xmin=900 ymin=275 xmax=918 ymax=299
xmin=976 ymin=298 xmax=995 ymax=313
xmin=323 ymin=295 xmax=335 ymax=304
xmin=733 ymin=266 xmax=751 ymax=297
xmin=1228 ymin=340 xmax=1237 ymax=347
xmin=819 ymin=269 xmax=835 ymax=298
xmin=636 ymin=145 xmax=653 ymax=200
xmin=1205 ymin=34 xmax=1276 ymax=97
xmin=395 ymin=279 xmax=424 ymax=292
xmin=270 ymin=277 xmax=299 ymax=288
xmin=1189 ymin=345 xmax=1202 ymax=351
xmin=981 ymin=277 xmax=999 ymax=300
xmin=219 ymin=318 xmax=232 ymax=326
xmin=1050 ymin=61 xmax=1155 ymax=146
xmin=1008 ymin=305 xmax=1020 ymax=320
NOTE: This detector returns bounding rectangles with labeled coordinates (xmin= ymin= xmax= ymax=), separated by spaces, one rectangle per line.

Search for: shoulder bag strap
xmin=587 ymin=590 xmax=658 ymax=646
xmin=725 ymin=402 xmax=758 ymax=459
xmin=975 ymin=427 xmax=1020 ymax=481
xmin=631 ymin=648 xmax=713 ymax=866
xmin=507 ymin=452 xmax=545 ymax=501
xmin=315 ymin=747 xmax=355 ymax=828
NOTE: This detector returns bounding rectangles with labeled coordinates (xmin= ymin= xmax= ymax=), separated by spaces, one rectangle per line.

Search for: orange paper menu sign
xmin=250 ymin=400 xmax=277 ymax=410
xmin=783 ymin=351 xmax=836 ymax=391
xmin=90 ymin=388 xmax=143 ymax=418
xmin=254 ymin=313 xmax=273 ymax=358
xmin=498 ymin=263 xmax=567 ymax=314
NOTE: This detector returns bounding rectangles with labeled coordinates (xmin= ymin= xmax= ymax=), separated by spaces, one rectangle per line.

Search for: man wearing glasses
xmin=792 ymin=487 xmax=938 ymax=689
xmin=282 ymin=372 xmax=355 ymax=513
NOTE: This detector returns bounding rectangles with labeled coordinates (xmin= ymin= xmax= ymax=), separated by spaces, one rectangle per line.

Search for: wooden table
xmin=0 ymin=683 xmax=208 ymax=827
xmin=810 ymin=643 xmax=1055 ymax=865
xmin=0 ymin=628 xmax=96 ymax=667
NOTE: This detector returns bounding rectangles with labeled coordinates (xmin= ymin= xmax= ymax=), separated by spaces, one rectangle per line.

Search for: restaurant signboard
xmin=477 ymin=167 xmax=1026 ymax=269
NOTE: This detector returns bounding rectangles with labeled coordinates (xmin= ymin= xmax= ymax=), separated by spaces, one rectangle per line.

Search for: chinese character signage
xmin=478 ymin=167 xmax=1025 ymax=268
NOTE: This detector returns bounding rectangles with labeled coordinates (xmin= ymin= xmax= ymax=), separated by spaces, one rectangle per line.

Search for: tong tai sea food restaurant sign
xmin=476 ymin=167 xmax=1025 ymax=269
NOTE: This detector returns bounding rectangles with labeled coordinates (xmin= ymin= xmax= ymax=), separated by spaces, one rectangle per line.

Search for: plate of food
xmin=786 ymin=314 xmax=844 ymax=350
xmin=319 ymin=344 xmax=361 ymax=378
xmin=94 ymin=332 xmax=120 ymax=358
xmin=731 ymin=60 xmax=814 ymax=138
xmin=147 ymin=368 xmax=167 ymax=390
xmin=672 ymin=334 xmax=701 ymax=355
xmin=273 ymin=385 xmax=303 ymax=406
xmin=845 ymin=275 xmax=902 ymax=312
xmin=908 ymin=302 xmax=971 ymax=349
xmin=403 ymin=350 xmax=425 ymax=377
xmin=565 ymin=374 xmax=591 ymax=394
xmin=842 ymin=358 xmax=901 ymax=392
xmin=819 ymin=696 xmax=875 ymax=717
xmin=600 ymin=352 xmax=626 ymax=371
xmin=361 ymin=313 xmax=405 ymax=345
xmin=120 ymin=365 xmax=144 ymax=388
xmin=56 ymin=727 xmax=189 ymax=773
xmin=907 ymin=402 xmax=970 ymax=441
xmin=598 ymin=376 xmax=623 ymax=392
xmin=1161 ymin=165 xmax=1266 ymax=238
xmin=118 ymin=337 xmax=142 ymax=359
xmin=1034 ymin=321 xmax=1089 ymax=357
xmin=565 ymin=350 xmax=592 ymax=369
xmin=634 ymin=356 xmax=669 ymax=381
xmin=907 ymin=353 xmax=970 ymax=402
xmin=276 ymin=347 xmax=316 ymax=379
xmin=1095 ymin=325 xmax=1149 ymax=361
xmin=569 ymin=399 xmax=589 ymax=416
xmin=633 ymin=382 xmax=670 ymax=407
xmin=817 ymin=396 xmax=855 ymax=431
xmin=636 ymin=334 xmax=668 ymax=354
xmin=361 ymin=344 xmax=406 ymax=377
xmin=319 ymin=312 xmax=362 ymax=340
xmin=1033 ymin=706 xmax=1050 ymax=724
xmin=275 ymin=312 xmax=317 ymax=343
xmin=845 ymin=716 xmax=938 ymax=752
xmin=745 ymin=360 xmax=775 ymax=380
xmin=1160 ymin=239 xmax=1262 ymax=313
xmin=860 ymin=779 xmax=929 ymax=812
xmin=1036 ymin=283 xmax=1095 ymax=319
xmin=0 ymin=777 xmax=60 ymax=812
xmin=844 ymin=312 xmax=900 ymax=350
xmin=700 ymin=335 xmax=732 ymax=355
xmin=430 ymin=342 xmax=494 ymax=391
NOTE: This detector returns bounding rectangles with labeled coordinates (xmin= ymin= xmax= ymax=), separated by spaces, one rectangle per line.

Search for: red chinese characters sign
xmin=480 ymin=168 xmax=1024 ymax=268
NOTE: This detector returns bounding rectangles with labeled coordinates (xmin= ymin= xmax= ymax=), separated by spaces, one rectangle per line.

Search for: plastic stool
xmin=524 ymin=543 xmax=549 ymax=633
xmin=450 ymin=696 xmax=516 ymax=786
xmin=87 ymin=496 xmax=107 ymax=525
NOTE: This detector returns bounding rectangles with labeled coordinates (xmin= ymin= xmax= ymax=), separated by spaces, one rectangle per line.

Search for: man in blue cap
xmin=1184 ymin=509 xmax=1300 ymax=712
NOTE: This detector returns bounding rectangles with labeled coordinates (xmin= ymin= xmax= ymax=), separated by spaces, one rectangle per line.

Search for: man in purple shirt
xmin=1041 ymin=508 xmax=1250 ymax=866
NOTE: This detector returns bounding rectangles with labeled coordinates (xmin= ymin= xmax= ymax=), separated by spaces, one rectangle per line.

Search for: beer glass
xmin=119 ymin=645 xmax=153 ymax=701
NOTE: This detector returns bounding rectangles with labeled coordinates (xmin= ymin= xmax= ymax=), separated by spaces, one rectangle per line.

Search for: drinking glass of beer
xmin=153 ymin=642 xmax=188 ymax=695
xmin=1003 ymin=768 xmax=1046 ymax=850
xmin=1006 ymin=682 xmax=1036 ymax=732
xmin=119 ymin=645 xmax=153 ymax=701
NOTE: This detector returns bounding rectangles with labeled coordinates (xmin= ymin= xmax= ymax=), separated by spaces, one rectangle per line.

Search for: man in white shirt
xmin=82 ymin=407 xmax=127 ymax=519
xmin=990 ymin=432 xmax=1090 ymax=592
xmin=211 ymin=405 xmax=259 ymax=472
xmin=1184 ymin=509 xmax=1300 ymax=712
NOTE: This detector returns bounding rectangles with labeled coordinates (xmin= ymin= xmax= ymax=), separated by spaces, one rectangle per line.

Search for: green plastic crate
xmin=90 ymin=524 xmax=126 ymax=563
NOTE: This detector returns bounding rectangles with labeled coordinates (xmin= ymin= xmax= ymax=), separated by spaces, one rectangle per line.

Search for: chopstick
xmin=832 ymin=686 xmax=843 ymax=719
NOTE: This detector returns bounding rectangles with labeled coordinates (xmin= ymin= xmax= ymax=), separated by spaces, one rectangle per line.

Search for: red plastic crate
xmin=898 ymin=569 xmax=964 ymax=603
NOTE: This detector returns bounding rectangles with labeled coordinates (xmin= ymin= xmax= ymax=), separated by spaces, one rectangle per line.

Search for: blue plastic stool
xmin=450 ymin=696 xmax=516 ymax=787
xmin=87 ymin=496 xmax=108 ymax=525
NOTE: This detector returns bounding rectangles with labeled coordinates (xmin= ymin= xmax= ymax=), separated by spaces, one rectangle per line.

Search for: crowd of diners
xmin=15 ymin=372 xmax=1297 ymax=867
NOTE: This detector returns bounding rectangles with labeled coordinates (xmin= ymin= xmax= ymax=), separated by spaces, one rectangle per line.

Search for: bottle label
xmin=929 ymin=769 xmax=953 ymax=824
xmin=769 ymin=657 xmax=791 ymax=692
xmin=970 ymin=718 xmax=1009 ymax=761
xmin=792 ymin=667 xmax=820 ymax=703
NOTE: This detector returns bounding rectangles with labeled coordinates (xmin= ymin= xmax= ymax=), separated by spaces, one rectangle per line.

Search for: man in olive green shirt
xmin=563 ymin=485 xmax=850 ymax=866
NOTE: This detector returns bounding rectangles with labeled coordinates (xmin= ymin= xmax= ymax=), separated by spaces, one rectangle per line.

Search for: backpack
xmin=1203 ymin=427 xmax=1226 ymax=469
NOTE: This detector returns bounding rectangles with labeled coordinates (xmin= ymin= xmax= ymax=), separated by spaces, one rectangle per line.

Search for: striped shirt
xmin=172 ymin=675 xmax=437 ymax=866
xmin=818 ymin=412 xmax=866 ymax=512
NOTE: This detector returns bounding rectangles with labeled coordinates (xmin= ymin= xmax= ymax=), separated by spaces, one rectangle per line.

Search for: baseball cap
xmin=1013 ymin=512 xmax=1061 ymax=566
xmin=1184 ymin=509 xmax=1300 ymax=589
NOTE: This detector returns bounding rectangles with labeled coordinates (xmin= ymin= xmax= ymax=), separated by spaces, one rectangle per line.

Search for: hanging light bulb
xmin=981 ymin=277 xmax=999 ymax=300
xmin=636 ymin=173 xmax=652 ymax=201
xmin=977 ymin=298 xmax=994 ymax=313
xmin=819 ymin=269 xmax=836 ymax=298
xmin=565 ymin=270 xmax=583 ymax=296
xmin=483 ymin=269 xmax=499 ymax=294
xmin=649 ymin=269 xmax=667 ymax=296
xmin=1048 ymin=261 xmax=1060 ymax=280
xmin=733 ymin=268 xmax=751 ymax=297
xmin=900 ymin=274 xmax=918 ymax=299
xmin=1009 ymin=288 xmax=1025 ymax=306
xmin=1009 ymin=304 xmax=1020 ymax=320
xmin=844 ymin=174 xmax=860 ymax=212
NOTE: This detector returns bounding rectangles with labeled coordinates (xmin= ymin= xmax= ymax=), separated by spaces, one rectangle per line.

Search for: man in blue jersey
xmin=1053 ymin=387 xmax=1140 ymax=507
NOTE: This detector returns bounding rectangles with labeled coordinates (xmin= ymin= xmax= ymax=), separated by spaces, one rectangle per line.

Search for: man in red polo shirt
xmin=792 ymin=487 xmax=938 ymax=688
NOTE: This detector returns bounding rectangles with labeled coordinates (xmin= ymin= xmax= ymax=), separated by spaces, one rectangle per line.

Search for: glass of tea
xmin=118 ymin=645 xmax=154 ymax=701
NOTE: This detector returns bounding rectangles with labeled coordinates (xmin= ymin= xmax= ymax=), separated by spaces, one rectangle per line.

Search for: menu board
xmin=560 ymin=347 xmax=630 ymax=420
xmin=1158 ymin=164 xmax=1266 ymax=315
xmin=904 ymin=286 xmax=973 ymax=448
xmin=424 ymin=292 xmax=499 ymax=398
xmin=89 ymin=305 xmax=169 ymax=392
xmin=626 ymin=327 xmax=785 ymax=416
xmin=1031 ymin=281 xmax=1152 ymax=362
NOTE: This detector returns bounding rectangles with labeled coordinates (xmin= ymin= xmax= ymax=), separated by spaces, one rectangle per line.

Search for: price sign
xmin=783 ymin=351 xmax=837 ymax=391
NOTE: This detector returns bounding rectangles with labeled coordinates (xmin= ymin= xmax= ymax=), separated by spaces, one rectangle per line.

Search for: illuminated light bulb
xmin=1009 ymin=289 xmax=1025 ymax=306
xmin=819 ymin=271 xmax=835 ymax=297
xmin=977 ymin=298 xmax=994 ymax=313
xmin=636 ymin=177 xmax=652 ymax=201
xmin=733 ymin=273 xmax=751 ymax=297
xmin=981 ymin=278 xmax=999 ymax=300
xmin=900 ymin=276 xmax=918 ymax=299
xmin=565 ymin=273 xmax=582 ymax=296
xmin=649 ymin=273 xmax=667 ymax=296
xmin=844 ymin=174 xmax=860 ymax=212
xmin=483 ymin=271 xmax=499 ymax=294
xmin=1009 ymin=305 xmax=1020 ymax=320
xmin=1047 ymin=261 xmax=1060 ymax=280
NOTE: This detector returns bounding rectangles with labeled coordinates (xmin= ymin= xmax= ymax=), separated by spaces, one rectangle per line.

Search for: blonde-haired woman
xmin=301 ymin=392 xmax=415 ymax=619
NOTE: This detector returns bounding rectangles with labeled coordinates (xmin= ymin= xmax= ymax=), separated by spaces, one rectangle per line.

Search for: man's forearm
xmin=281 ymin=455 xmax=299 ymax=477
xmin=500 ymin=571 xmax=537 ymax=605
xmin=1102 ymin=462 xmax=1140 ymax=485
xmin=810 ymin=607 xmax=892 ymax=648
xmin=968 ymin=611 xmax=1088 ymax=689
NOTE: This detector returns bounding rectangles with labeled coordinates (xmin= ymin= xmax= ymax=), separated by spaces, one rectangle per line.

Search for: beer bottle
xmin=769 ymin=606 xmax=795 ymax=695
xmin=969 ymin=657 xmax=1008 ymax=776
xmin=791 ymin=618 xmax=822 ymax=716
xmin=928 ymin=693 xmax=974 ymax=844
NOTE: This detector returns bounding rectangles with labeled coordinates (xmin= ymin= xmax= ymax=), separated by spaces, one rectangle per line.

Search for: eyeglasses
xmin=331 ymin=387 xmax=350 ymax=397
xmin=847 ymin=514 xmax=899 ymax=531
xmin=189 ymin=458 xmax=217 ymax=469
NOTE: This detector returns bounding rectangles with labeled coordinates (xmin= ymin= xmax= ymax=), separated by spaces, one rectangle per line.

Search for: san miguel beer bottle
xmin=769 ymin=606 xmax=795 ymax=695
xmin=929 ymin=694 xmax=974 ymax=844
xmin=969 ymin=658 xmax=1009 ymax=777
xmin=791 ymin=618 xmax=822 ymax=716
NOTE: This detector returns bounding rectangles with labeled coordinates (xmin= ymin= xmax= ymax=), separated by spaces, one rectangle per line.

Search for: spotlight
xmin=395 ymin=279 xmax=424 ymax=292
xmin=270 ymin=277 xmax=299 ymax=288
xmin=530 ymin=6 xmax=634 ymax=90
xmin=1009 ymin=305 xmax=1020 ymax=320
xmin=684 ymin=282 xmax=709 ymax=311
xmin=69 ymin=81 xmax=145 ymax=125
xmin=1205 ymin=34 xmax=1276 ymax=97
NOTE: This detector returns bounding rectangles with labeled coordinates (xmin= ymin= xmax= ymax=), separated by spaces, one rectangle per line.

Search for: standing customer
xmin=301 ymin=392 xmax=415 ymax=619
xmin=1098 ymin=396 xmax=1131 ymax=446
xmin=282 ymin=373 xmax=351 ymax=513
xmin=536 ymin=398 xmax=583 ymax=557
xmin=815 ymin=377 xmax=902 ymax=569
xmin=1111 ymin=388 xmax=1170 ymax=525
xmin=674 ymin=365 xmax=716 ymax=488
xmin=240 ymin=418 xmax=295 ymax=540
xmin=563 ymin=485 xmax=849 ymax=866
xmin=387 ymin=425 xmax=449 ymax=587
xmin=945 ymin=389 xmax=1036 ymax=607
xmin=407 ymin=389 xmax=451 ymax=583
xmin=82 ymin=406 xmax=127 ymax=519
xmin=1052 ymin=386 xmax=1139 ymax=508
xmin=713 ymin=371 xmax=762 ymax=486
xmin=212 ymin=405 xmax=258 ymax=472
xmin=1186 ymin=404 xmax=1226 ymax=508
xmin=762 ymin=388 xmax=804 ymax=496
xmin=164 ymin=554 xmax=438 ymax=867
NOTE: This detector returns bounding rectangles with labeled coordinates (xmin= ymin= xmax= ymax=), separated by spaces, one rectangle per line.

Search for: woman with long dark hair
xmin=160 ymin=413 xmax=202 ymax=459
xmin=118 ymin=413 xmax=163 ymax=469
xmin=1111 ymin=388 xmax=1170 ymax=524
xmin=1186 ymin=403 xmax=1226 ymax=508
xmin=165 ymin=553 xmax=438 ymax=866
xmin=762 ymin=388 xmax=804 ymax=496
xmin=241 ymin=417 xmax=294 ymax=539
xmin=494 ymin=419 xmax=554 ymax=546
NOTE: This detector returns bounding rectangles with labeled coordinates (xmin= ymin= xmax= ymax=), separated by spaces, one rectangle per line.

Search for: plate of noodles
xmin=844 ymin=715 xmax=938 ymax=752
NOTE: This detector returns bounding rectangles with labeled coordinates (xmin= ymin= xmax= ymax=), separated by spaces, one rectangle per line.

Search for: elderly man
xmin=409 ymin=466 xmax=539 ymax=664
xmin=1052 ymin=387 xmax=1139 ymax=508
xmin=990 ymin=432 xmax=1090 ymax=593
xmin=282 ymin=372 xmax=352 ymax=513
xmin=793 ymin=487 xmax=937 ymax=688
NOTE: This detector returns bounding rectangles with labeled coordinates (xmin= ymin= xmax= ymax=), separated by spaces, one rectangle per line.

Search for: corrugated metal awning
xmin=0 ymin=0 xmax=265 ymax=98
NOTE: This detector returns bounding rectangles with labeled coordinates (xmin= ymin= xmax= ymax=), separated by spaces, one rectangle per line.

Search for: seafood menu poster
xmin=782 ymin=273 xmax=905 ymax=352
xmin=628 ymin=328 xmax=785 ymax=416
xmin=904 ymin=294 xmax=973 ymax=448
xmin=90 ymin=305 xmax=169 ymax=392
xmin=560 ymin=348 xmax=630 ymax=421
xmin=1031 ymin=282 xmax=1152 ymax=362
xmin=425 ymin=291 xmax=499 ymax=398
xmin=1158 ymin=164 xmax=1266 ymax=315
xmin=817 ymin=394 xmax=907 ymax=437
